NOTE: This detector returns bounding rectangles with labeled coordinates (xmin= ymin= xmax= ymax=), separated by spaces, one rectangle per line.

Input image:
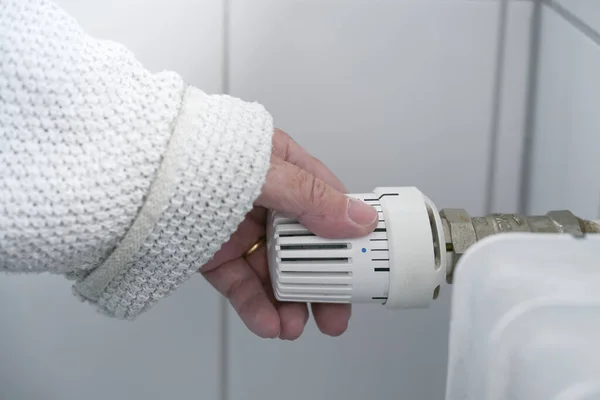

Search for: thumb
xmin=257 ymin=157 xmax=378 ymax=238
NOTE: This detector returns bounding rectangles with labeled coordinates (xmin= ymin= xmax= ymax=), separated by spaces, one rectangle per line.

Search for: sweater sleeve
xmin=0 ymin=0 xmax=274 ymax=319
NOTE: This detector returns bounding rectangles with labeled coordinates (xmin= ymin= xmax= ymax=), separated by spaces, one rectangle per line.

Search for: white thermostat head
xmin=266 ymin=187 xmax=447 ymax=309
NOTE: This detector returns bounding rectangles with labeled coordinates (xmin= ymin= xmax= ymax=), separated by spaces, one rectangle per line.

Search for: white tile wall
xmin=55 ymin=0 xmax=224 ymax=93
xmin=229 ymin=0 xmax=499 ymax=213
xmin=0 ymin=1 xmax=224 ymax=399
xmin=0 ymin=275 xmax=221 ymax=400
xmin=528 ymin=5 xmax=600 ymax=219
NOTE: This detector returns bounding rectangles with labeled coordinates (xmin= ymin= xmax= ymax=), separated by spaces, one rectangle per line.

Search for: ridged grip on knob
xmin=266 ymin=187 xmax=447 ymax=309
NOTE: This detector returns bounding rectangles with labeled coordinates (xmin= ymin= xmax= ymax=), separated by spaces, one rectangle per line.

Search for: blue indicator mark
xmin=361 ymin=248 xmax=367 ymax=253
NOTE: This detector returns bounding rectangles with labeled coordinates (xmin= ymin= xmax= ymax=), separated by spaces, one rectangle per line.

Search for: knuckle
xmin=308 ymin=175 xmax=329 ymax=209
xmin=293 ymin=168 xmax=328 ymax=212
xmin=293 ymin=168 xmax=311 ymax=200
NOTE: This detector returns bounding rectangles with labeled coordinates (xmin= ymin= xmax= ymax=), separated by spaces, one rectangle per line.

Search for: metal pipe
xmin=440 ymin=209 xmax=600 ymax=283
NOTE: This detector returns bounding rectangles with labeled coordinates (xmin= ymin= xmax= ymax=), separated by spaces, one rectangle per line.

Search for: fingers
xmin=245 ymin=247 xmax=309 ymax=340
xmin=202 ymin=258 xmax=280 ymax=339
xmin=311 ymin=303 xmax=352 ymax=336
xmin=245 ymin=245 xmax=348 ymax=338
xmin=204 ymin=247 xmax=309 ymax=340
xmin=272 ymin=128 xmax=347 ymax=192
xmin=277 ymin=302 xmax=309 ymax=340
xmin=256 ymin=157 xmax=378 ymax=238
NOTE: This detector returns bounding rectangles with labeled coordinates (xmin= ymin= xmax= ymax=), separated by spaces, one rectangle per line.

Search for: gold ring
xmin=243 ymin=236 xmax=266 ymax=259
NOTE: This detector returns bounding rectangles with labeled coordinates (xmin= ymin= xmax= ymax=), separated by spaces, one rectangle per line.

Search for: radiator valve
xmin=266 ymin=186 xmax=599 ymax=309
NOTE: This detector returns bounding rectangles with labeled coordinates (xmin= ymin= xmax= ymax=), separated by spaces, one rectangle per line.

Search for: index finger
xmin=272 ymin=128 xmax=347 ymax=193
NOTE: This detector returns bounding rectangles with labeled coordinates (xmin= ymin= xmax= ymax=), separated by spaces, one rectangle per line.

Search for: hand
xmin=200 ymin=129 xmax=378 ymax=340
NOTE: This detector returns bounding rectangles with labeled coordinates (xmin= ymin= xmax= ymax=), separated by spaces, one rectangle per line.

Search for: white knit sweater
xmin=0 ymin=0 xmax=274 ymax=319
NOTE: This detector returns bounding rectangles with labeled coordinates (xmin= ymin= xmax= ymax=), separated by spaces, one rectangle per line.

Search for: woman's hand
xmin=200 ymin=129 xmax=378 ymax=340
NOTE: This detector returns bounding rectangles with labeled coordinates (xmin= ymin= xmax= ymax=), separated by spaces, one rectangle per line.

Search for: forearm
xmin=0 ymin=0 xmax=274 ymax=318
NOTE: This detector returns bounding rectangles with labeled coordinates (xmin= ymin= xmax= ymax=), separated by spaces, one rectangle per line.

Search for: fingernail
xmin=347 ymin=198 xmax=378 ymax=226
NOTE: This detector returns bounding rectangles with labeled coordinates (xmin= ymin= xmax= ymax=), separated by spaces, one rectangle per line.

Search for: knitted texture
xmin=0 ymin=0 xmax=274 ymax=318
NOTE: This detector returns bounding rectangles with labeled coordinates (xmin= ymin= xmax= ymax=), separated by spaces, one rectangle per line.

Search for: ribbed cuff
xmin=73 ymin=86 xmax=274 ymax=319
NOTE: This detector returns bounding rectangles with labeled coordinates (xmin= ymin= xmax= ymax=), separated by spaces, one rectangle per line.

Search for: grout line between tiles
xmin=219 ymin=1 xmax=231 ymax=399
xmin=218 ymin=298 xmax=229 ymax=400
xmin=518 ymin=0 xmax=543 ymax=214
xmin=485 ymin=0 xmax=509 ymax=214
xmin=544 ymin=0 xmax=600 ymax=46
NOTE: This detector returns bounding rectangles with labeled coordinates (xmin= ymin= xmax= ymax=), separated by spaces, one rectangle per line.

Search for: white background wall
xmin=2 ymin=0 xmax=598 ymax=400
xmin=528 ymin=0 xmax=600 ymax=219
